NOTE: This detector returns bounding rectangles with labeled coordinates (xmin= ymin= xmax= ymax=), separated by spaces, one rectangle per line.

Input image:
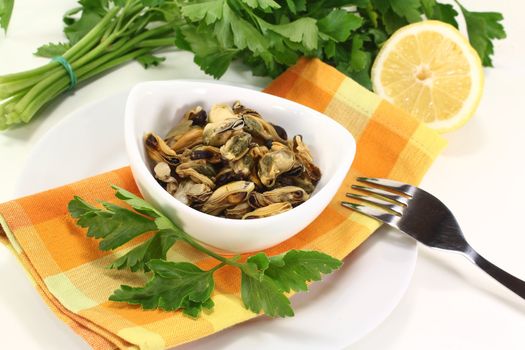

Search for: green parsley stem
xmin=137 ymin=38 xmax=177 ymax=48
xmin=0 ymin=7 xmax=120 ymax=85
xmin=6 ymin=20 xmax=175 ymax=123
xmin=63 ymin=6 xmax=120 ymax=62
xmin=80 ymin=48 xmax=152 ymax=80
xmin=13 ymin=46 xmax=154 ymax=123
xmin=0 ymin=79 xmax=36 ymax=99
xmin=175 ymin=229 xmax=244 ymax=269
xmin=208 ymin=262 xmax=227 ymax=273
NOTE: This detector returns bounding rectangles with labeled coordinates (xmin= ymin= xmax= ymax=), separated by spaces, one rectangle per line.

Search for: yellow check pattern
xmin=0 ymin=58 xmax=446 ymax=349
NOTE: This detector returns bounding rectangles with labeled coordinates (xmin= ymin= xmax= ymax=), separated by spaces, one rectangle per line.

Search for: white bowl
xmin=125 ymin=80 xmax=356 ymax=253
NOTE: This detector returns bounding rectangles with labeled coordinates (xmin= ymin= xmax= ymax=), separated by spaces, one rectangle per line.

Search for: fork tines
xmin=356 ymin=177 xmax=416 ymax=196
xmin=341 ymin=177 xmax=416 ymax=225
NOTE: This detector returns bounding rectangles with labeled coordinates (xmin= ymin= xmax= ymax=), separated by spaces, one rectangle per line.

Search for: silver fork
xmin=342 ymin=177 xmax=525 ymax=300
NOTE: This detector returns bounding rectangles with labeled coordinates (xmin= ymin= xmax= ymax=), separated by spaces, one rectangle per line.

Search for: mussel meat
xmin=169 ymin=128 xmax=203 ymax=152
xmin=242 ymin=114 xmax=287 ymax=143
xmin=153 ymin=162 xmax=176 ymax=183
xmin=174 ymin=180 xmax=212 ymax=206
xmin=249 ymin=186 xmax=309 ymax=208
xmin=215 ymin=167 xmax=243 ymax=188
xmin=275 ymin=174 xmax=316 ymax=194
xmin=203 ymin=118 xmax=244 ymax=146
xmin=242 ymin=202 xmax=292 ymax=219
xmin=190 ymin=145 xmax=222 ymax=164
xmin=209 ymin=104 xmax=237 ymax=123
xmin=165 ymin=106 xmax=206 ymax=147
xmin=232 ymin=101 xmax=260 ymax=117
xmin=258 ymin=148 xmax=295 ymax=187
xmin=220 ymin=131 xmax=252 ymax=161
xmin=293 ymin=135 xmax=321 ymax=183
xmin=176 ymin=160 xmax=216 ymax=188
xmin=224 ymin=202 xmax=251 ymax=219
xmin=231 ymin=153 xmax=255 ymax=177
xmin=145 ymin=132 xmax=180 ymax=166
xmin=187 ymin=106 xmax=208 ymax=127
xmin=249 ymin=144 xmax=269 ymax=159
xmin=201 ymin=181 xmax=255 ymax=215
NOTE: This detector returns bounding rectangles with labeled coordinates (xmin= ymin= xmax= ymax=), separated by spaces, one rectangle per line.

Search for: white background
xmin=1 ymin=0 xmax=524 ymax=349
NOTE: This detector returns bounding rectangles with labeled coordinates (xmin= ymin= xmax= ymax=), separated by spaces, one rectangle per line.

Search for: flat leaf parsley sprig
xmin=68 ymin=186 xmax=342 ymax=318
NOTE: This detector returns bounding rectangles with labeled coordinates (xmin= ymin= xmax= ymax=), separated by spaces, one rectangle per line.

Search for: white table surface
xmin=1 ymin=1 xmax=524 ymax=349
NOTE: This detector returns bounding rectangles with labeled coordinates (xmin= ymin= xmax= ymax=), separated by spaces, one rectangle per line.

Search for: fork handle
xmin=464 ymin=248 xmax=525 ymax=299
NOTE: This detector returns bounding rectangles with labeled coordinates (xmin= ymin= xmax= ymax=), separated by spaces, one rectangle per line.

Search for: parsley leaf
xmin=136 ymin=54 xmax=166 ymax=69
xmin=34 ymin=42 xmax=71 ymax=58
xmin=430 ymin=3 xmax=458 ymax=27
xmin=318 ymin=9 xmax=363 ymax=42
xmin=112 ymin=185 xmax=174 ymax=230
xmin=68 ymin=196 xmax=158 ymax=251
xmin=349 ymin=35 xmax=370 ymax=73
xmin=68 ymin=197 xmax=116 ymax=239
xmin=141 ymin=0 xmax=166 ymax=6
xmin=457 ymin=2 xmax=506 ymax=66
xmin=240 ymin=250 xmax=342 ymax=316
xmin=382 ymin=8 xmax=408 ymax=34
xmin=265 ymin=250 xmax=342 ymax=293
xmin=110 ymin=229 xmax=178 ymax=272
xmin=181 ymin=0 xmax=223 ymax=25
xmin=110 ymin=259 xmax=215 ymax=317
xmin=178 ymin=25 xmax=237 ymax=79
xmin=240 ymin=0 xmax=280 ymax=11
xmin=390 ymin=0 xmax=422 ymax=23
xmin=195 ymin=51 xmax=237 ymax=79
xmin=70 ymin=188 xmax=182 ymax=271
xmin=262 ymin=17 xmax=319 ymax=51
xmin=241 ymin=255 xmax=294 ymax=317
xmin=371 ymin=0 xmax=390 ymax=14
xmin=0 ymin=0 xmax=14 ymax=33
xmin=213 ymin=14 xmax=234 ymax=47
xmin=62 ymin=7 xmax=82 ymax=26
xmin=284 ymin=0 xmax=306 ymax=14
xmin=112 ymin=186 xmax=161 ymax=217
xmin=78 ymin=0 xmax=110 ymax=14
xmin=224 ymin=3 xmax=267 ymax=54
xmin=241 ymin=274 xmax=294 ymax=317
xmin=64 ymin=10 xmax=103 ymax=45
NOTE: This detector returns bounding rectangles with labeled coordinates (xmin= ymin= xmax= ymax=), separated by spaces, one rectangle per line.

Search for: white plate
xmin=14 ymin=90 xmax=417 ymax=349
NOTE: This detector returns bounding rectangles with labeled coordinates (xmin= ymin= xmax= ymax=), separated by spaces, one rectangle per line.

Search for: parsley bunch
xmin=175 ymin=0 xmax=505 ymax=86
xmin=68 ymin=186 xmax=342 ymax=317
xmin=0 ymin=0 xmax=505 ymax=130
xmin=0 ymin=1 xmax=181 ymax=129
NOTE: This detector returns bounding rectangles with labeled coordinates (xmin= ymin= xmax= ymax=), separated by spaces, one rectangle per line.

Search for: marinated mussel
xmin=201 ymin=181 xmax=255 ymax=215
xmin=145 ymin=132 xmax=180 ymax=166
xmin=202 ymin=118 xmax=244 ymax=146
xmin=220 ymin=131 xmax=252 ymax=161
xmin=249 ymin=186 xmax=309 ymax=208
xmin=258 ymin=148 xmax=295 ymax=187
xmin=242 ymin=202 xmax=293 ymax=219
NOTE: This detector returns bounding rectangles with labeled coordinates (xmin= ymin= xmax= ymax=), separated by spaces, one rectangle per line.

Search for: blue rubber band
xmin=52 ymin=56 xmax=77 ymax=91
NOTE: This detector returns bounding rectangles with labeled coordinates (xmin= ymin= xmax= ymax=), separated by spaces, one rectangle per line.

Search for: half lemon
xmin=371 ymin=20 xmax=484 ymax=132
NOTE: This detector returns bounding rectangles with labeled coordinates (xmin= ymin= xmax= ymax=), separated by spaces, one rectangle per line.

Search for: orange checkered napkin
xmin=0 ymin=58 xmax=446 ymax=350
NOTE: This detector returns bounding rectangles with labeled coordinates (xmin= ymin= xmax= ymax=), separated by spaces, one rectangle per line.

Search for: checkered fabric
xmin=0 ymin=58 xmax=446 ymax=349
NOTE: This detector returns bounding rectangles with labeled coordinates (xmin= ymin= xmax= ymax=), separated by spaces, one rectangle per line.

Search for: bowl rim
xmin=124 ymin=79 xmax=356 ymax=227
